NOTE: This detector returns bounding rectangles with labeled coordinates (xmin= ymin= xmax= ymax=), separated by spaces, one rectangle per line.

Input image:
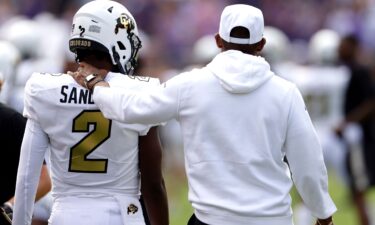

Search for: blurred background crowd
xmin=1 ymin=0 xmax=375 ymax=69
xmin=0 ymin=0 xmax=374 ymax=225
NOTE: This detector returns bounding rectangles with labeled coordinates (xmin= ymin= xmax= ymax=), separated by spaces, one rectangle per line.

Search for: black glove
xmin=315 ymin=216 xmax=334 ymax=225
xmin=0 ymin=203 xmax=13 ymax=224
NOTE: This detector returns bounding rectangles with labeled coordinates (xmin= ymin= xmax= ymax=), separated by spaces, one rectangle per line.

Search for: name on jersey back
xmin=60 ymin=85 xmax=94 ymax=104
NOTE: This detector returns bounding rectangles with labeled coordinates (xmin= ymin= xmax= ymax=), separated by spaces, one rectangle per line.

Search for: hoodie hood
xmin=206 ymin=50 xmax=273 ymax=94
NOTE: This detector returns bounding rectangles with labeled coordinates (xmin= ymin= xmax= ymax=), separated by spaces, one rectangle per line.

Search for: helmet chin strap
xmin=111 ymin=46 xmax=125 ymax=74
xmin=124 ymin=32 xmax=142 ymax=75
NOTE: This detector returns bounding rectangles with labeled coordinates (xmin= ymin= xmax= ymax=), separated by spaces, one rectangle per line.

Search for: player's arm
xmin=12 ymin=119 xmax=49 ymax=225
xmin=139 ymin=126 xmax=169 ymax=225
xmin=2 ymin=164 xmax=51 ymax=224
xmin=335 ymin=71 xmax=375 ymax=136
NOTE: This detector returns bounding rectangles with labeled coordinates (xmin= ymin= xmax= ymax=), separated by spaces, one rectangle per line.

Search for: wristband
xmin=84 ymin=74 xmax=97 ymax=89
xmin=87 ymin=79 xmax=105 ymax=91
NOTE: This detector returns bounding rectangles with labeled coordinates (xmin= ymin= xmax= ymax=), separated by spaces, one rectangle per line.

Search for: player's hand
xmin=315 ymin=216 xmax=334 ymax=225
xmin=1 ymin=202 xmax=13 ymax=224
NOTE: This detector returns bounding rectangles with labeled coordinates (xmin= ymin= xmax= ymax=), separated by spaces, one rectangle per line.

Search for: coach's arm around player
xmin=71 ymin=4 xmax=337 ymax=225
xmin=71 ymin=59 xmax=336 ymax=225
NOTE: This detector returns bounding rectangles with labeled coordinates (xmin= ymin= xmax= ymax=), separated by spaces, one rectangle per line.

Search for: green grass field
xmin=164 ymin=167 xmax=192 ymax=225
xmin=164 ymin=167 xmax=375 ymax=225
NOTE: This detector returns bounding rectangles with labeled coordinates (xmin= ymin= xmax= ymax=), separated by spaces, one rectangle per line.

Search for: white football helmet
xmin=0 ymin=40 xmax=21 ymax=102
xmin=1 ymin=17 xmax=41 ymax=59
xmin=191 ymin=34 xmax=220 ymax=65
xmin=308 ymin=29 xmax=340 ymax=65
xmin=69 ymin=0 xmax=141 ymax=74
xmin=0 ymin=40 xmax=21 ymax=80
xmin=262 ymin=26 xmax=290 ymax=65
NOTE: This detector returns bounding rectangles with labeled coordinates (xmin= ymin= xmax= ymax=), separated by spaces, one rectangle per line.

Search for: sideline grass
xmin=164 ymin=167 xmax=192 ymax=225
xmin=164 ymin=168 xmax=375 ymax=225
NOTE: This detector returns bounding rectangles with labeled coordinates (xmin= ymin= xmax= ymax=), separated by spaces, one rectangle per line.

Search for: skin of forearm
xmin=345 ymin=100 xmax=375 ymax=124
xmin=141 ymin=180 xmax=169 ymax=225
xmin=34 ymin=165 xmax=52 ymax=202
xmin=7 ymin=165 xmax=51 ymax=205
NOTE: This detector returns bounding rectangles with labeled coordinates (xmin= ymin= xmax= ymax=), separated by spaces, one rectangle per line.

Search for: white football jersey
xmin=276 ymin=63 xmax=351 ymax=187
xmin=276 ymin=64 xmax=350 ymax=133
xmin=23 ymin=72 xmax=160 ymax=197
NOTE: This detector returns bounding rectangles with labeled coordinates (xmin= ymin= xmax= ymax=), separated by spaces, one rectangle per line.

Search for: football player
xmin=12 ymin=1 xmax=168 ymax=225
xmin=269 ymin=29 xmax=350 ymax=225
xmin=336 ymin=34 xmax=375 ymax=225
xmin=264 ymin=29 xmax=350 ymax=185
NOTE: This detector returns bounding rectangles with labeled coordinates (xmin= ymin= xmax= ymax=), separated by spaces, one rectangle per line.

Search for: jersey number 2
xmin=69 ymin=110 xmax=111 ymax=173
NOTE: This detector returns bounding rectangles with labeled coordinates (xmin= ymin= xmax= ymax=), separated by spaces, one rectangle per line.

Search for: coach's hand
xmin=315 ymin=216 xmax=334 ymax=225
xmin=69 ymin=62 xmax=109 ymax=90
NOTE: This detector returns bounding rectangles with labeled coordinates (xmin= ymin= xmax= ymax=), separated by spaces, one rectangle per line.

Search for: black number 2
xmin=79 ymin=25 xmax=85 ymax=37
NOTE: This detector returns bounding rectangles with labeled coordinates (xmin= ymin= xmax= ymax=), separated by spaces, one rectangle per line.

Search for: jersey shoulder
xmin=25 ymin=72 xmax=72 ymax=95
xmin=106 ymin=73 xmax=160 ymax=89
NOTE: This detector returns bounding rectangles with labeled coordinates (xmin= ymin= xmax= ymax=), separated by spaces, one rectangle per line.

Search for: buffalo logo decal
xmin=115 ymin=13 xmax=135 ymax=34
xmin=127 ymin=203 xmax=138 ymax=215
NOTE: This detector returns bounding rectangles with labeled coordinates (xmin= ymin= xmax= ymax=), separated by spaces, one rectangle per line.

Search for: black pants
xmin=187 ymin=214 xmax=209 ymax=225
xmin=0 ymin=215 xmax=9 ymax=225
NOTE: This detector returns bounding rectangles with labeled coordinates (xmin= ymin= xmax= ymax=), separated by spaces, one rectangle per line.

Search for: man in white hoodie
xmin=71 ymin=4 xmax=337 ymax=225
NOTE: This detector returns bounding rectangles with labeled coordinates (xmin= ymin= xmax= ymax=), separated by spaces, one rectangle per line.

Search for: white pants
xmin=33 ymin=192 xmax=53 ymax=221
xmin=48 ymin=195 xmax=145 ymax=225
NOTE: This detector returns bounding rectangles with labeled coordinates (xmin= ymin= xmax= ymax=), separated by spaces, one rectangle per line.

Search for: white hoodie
xmin=94 ymin=50 xmax=337 ymax=225
xmin=209 ymin=50 xmax=272 ymax=94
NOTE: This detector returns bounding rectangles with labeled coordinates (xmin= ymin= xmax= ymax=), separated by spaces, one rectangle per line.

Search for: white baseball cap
xmin=219 ymin=4 xmax=264 ymax=45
